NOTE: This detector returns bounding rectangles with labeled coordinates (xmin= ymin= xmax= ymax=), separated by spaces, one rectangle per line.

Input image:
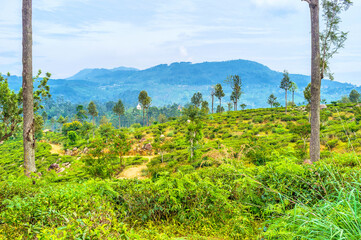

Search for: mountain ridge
xmin=5 ymin=59 xmax=359 ymax=107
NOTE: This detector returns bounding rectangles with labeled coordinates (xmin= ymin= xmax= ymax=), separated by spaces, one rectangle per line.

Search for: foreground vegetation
xmin=1 ymin=103 xmax=361 ymax=239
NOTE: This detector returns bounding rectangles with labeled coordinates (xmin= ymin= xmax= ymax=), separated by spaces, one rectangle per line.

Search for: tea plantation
xmin=1 ymin=103 xmax=361 ymax=239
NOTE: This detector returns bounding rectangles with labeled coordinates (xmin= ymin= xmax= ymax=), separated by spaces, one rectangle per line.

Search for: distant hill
xmin=6 ymin=59 xmax=360 ymax=107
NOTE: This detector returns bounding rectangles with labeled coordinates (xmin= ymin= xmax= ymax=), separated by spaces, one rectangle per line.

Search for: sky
xmin=0 ymin=0 xmax=360 ymax=85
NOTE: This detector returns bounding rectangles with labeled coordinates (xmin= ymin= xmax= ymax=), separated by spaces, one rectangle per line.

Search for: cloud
xmin=34 ymin=0 xmax=89 ymax=12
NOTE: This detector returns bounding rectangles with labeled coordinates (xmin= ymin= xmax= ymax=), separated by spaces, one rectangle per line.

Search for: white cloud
xmin=34 ymin=0 xmax=89 ymax=12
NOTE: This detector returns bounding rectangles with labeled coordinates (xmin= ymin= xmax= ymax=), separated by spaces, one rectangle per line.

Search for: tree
xmin=227 ymin=102 xmax=232 ymax=112
xmin=87 ymin=101 xmax=98 ymax=124
xmin=226 ymin=75 xmax=242 ymax=111
xmin=216 ymin=105 xmax=225 ymax=113
xmin=113 ymin=99 xmax=125 ymax=128
xmin=0 ymin=73 xmax=22 ymax=142
xmin=280 ymin=70 xmax=292 ymax=114
xmin=191 ymin=92 xmax=203 ymax=108
xmin=303 ymin=83 xmax=312 ymax=106
xmin=210 ymin=86 xmax=215 ymax=114
xmin=75 ymin=105 xmax=87 ymax=122
xmin=50 ymin=117 xmax=56 ymax=131
xmin=87 ymin=101 xmax=98 ymax=138
xmin=22 ymin=0 xmax=36 ymax=175
xmin=214 ymin=84 xmax=225 ymax=112
xmin=182 ymin=105 xmax=204 ymax=161
xmin=201 ymin=101 xmax=209 ymax=114
xmin=290 ymin=82 xmax=298 ymax=105
xmin=291 ymin=122 xmax=311 ymax=153
xmin=158 ymin=114 xmax=167 ymax=123
xmin=240 ymin=104 xmax=247 ymax=110
xmin=138 ymin=90 xmax=151 ymax=126
xmin=100 ymin=115 xmax=109 ymax=125
xmin=57 ymin=115 xmax=67 ymax=129
xmin=349 ymin=89 xmax=360 ymax=103
xmin=41 ymin=111 xmax=48 ymax=122
xmin=302 ymin=0 xmax=352 ymax=162
xmin=267 ymin=94 xmax=278 ymax=108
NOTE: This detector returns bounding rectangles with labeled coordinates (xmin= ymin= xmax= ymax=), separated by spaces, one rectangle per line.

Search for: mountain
xmin=5 ymin=59 xmax=360 ymax=107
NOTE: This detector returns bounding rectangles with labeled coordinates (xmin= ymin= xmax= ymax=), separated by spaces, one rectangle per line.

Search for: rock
xmin=160 ymin=134 xmax=165 ymax=138
xmin=37 ymin=172 xmax=42 ymax=177
xmin=140 ymin=138 xmax=146 ymax=142
xmin=48 ymin=163 xmax=59 ymax=171
xmin=73 ymin=147 xmax=78 ymax=151
xmin=65 ymin=149 xmax=72 ymax=156
xmin=303 ymin=159 xmax=313 ymax=165
xmin=62 ymin=162 xmax=71 ymax=168
xmin=144 ymin=143 xmax=152 ymax=151
xmin=320 ymin=104 xmax=327 ymax=110
xmin=57 ymin=167 xmax=65 ymax=173
xmin=82 ymin=147 xmax=89 ymax=154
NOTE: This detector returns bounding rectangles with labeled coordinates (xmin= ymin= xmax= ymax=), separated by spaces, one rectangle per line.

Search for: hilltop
xmin=6 ymin=59 xmax=360 ymax=107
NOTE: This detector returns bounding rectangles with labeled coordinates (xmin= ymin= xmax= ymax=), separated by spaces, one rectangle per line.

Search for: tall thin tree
xmin=280 ymin=70 xmax=292 ymax=113
xmin=302 ymin=0 xmax=352 ymax=162
xmin=225 ymin=75 xmax=242 ymax=111
xmin=113 ymin=99 xmax=125 ymax=128
xmin=214 ymin=83 xmax=225 ymax=111
xmin=210 ymin=86 xmax=215 ymax=114
xmin=22 ymin=0 xmax=36 ymax=175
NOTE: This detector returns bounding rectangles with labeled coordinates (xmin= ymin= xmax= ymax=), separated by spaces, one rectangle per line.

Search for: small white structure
xmin=320 ymin=104 xmax=327 ymax=110
xmin=137 ymin=104 xmax=142 ymax=110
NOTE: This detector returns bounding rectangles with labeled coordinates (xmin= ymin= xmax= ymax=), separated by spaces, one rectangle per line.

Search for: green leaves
xmin=0 ymin=74 xmax=22 ymax=142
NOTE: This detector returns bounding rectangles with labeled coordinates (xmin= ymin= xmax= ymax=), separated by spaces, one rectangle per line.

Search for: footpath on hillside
xmin=49 ymin=143 xmax=153 ymax=179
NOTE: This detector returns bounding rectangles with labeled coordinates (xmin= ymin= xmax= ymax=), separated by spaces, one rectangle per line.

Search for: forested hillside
xmin=5 ymin=60 xmax=360 ymax=107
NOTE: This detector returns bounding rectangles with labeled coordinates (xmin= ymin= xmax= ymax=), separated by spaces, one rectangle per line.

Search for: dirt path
xmin=118 ymin=156 xmax=153 ymax=180
xmin=50 ymin=143 xmax=64 ymax=155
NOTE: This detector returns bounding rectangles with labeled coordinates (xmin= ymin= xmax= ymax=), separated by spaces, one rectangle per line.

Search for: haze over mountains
xmin=6 ymin=60 xmax=359 ymax=108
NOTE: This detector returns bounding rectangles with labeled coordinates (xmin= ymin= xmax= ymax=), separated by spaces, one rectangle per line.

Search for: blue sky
xmin=0 ymin=0 xmax=360 ymax=85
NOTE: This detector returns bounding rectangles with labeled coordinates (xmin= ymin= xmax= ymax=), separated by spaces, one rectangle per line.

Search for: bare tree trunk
xmin=211 ymin=95 xmax=214 ymax=114
xmin=119 ymin=115 xmax=121 ymax=129
xmin=309 ymin=0 xmax=321 ymax=162
xmin=147 ymin=109 xmax=149 ymax=126
xmin=142 ymin=109 xmax=145 ymax=126
xmin=23 ymin=0 xmax=36 ymax=176
xmin=235 ymin=99 xmax=238 ymax=111
xmin=285 ymin=89 xmax=288 ymax=113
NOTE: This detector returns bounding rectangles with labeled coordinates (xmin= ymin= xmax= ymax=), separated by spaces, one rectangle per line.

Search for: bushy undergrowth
xmin=2 ymin=104 xmax=361 ymax=239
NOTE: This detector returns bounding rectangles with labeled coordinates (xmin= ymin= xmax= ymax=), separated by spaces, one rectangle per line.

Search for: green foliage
xmin=190 ymin=92 xmax=203 ymax=107
xmin=349 ymin=89 xmax=360 ymax=103
xmin=0 ymin=74 xmax=23 ymax=142
xmin=87 ymin=101 xmax=98 ymax=122
xmin=62 ymin=121 xmax=82 ymax=135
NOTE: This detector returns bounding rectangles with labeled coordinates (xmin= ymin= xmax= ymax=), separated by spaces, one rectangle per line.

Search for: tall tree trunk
xmin=220 ymin=98 xmax=222 ymax=112
xmin=211 ymin=95 xmax=214 ymax=114
xmin=309 ymin=0 xmax=321 ymax=162
xmin=235 ymin=99 xmax=238 ymax=111
xmin=142 ymin=109 xmax=145 ymax=126
xmin=147 ymin=109 xmax=149 ymax=126
xmin=119 ymin=115 xmax=121 ymax=129
xmin=285 ymin=89 xmax=288 ymax=113
xmin=23 ymin=0 xmax=36 ymax=176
